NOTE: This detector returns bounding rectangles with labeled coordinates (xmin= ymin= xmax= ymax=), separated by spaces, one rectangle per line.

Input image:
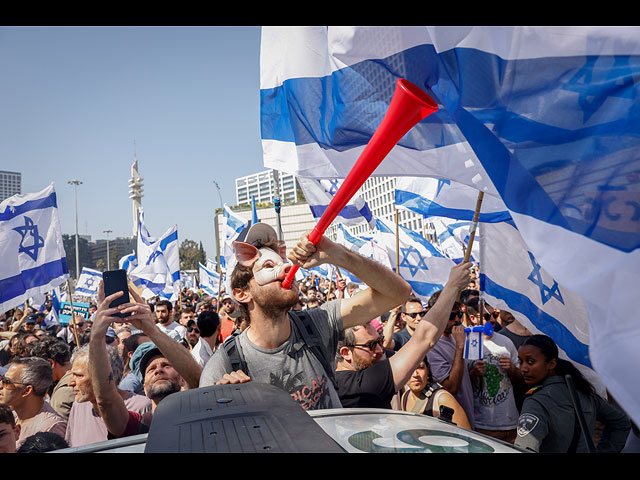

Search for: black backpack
xmin=221 ymin=310 xmax=338 ymax=391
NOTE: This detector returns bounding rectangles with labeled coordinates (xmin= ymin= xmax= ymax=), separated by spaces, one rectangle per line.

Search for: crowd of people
xmin=0 ymin=223 xmax=637 ymax=453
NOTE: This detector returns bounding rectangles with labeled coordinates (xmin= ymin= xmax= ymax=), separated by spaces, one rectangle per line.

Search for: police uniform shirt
xmin=515 ymin=376 xmax=631 ymax=453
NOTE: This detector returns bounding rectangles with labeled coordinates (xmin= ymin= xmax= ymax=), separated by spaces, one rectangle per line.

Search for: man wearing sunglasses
xmin=335 ymin=262 xmax=473 ymax=409
xmin=382 ymin=297 xmax=429 ymax=351
xmin=0 ymin=357 xmax=67 ymax=449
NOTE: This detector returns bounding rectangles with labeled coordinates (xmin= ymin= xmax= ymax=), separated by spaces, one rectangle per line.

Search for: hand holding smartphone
xmin=102 ymin=269 xmax=131 ymax=318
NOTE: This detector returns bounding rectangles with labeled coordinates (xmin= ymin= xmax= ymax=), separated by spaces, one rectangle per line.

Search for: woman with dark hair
xmin=400 ymin=357 xmax=471 ymax=430
xmin=515 ymin=334 xmax=630 ymax=453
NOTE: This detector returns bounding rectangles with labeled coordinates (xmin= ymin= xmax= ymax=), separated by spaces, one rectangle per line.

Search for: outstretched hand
xmin=95 ymin=281 xmax=156 ymax=335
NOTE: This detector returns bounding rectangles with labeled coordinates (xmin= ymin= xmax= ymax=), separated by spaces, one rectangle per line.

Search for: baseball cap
xmin=130 ymin=342 xmax=163 ymax=382
xmin=244 ymin=222 xmax=278 ymax=247
xmin=25 ymin=314 xmax=38 ymax=324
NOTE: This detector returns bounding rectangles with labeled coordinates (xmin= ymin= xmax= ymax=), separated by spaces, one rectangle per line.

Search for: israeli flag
xmin=43 ymin=286 xmax=61 ymax=328
xmin=251 ymin=195 xmax=259 ymax=224
xmin=433 ymin=217 xmax=479 ymax=264
xmin=395 ymin=177 xmax=511 ymax=223
xmin=480 ymin=220 xmax=605 ymax=396
xmin=334 ymin=223 xmax=392 ymax=274
xmin=0 ymin=184 xmax=69 ymax=313
xmin=298 ymin=176 xmax=375 ymax=229
xmin=74 ymin=267 xmax=103 ymax=297
xmin=130 ymin=210 xmax=180 ymax=299
xmin=220 ymin=203 xmax=248 ymax=270
xmin=463 ymin=327 xmax=486 ymax=361
xmin=198 ymin=262 xmax=220 ymax=297
xmin=261 ymin=26 xmax=640 ymax=424
xmin=118 ymin=251 xmax=138 ymax=274
xmin=374 ymin=217 xmax=454 ymax=304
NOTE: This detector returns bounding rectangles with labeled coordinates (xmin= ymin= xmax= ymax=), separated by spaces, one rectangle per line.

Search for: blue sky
xmin=0 ymin=25 xmax=265 ymax=260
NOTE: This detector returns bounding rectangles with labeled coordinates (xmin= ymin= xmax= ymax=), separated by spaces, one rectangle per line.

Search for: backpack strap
xmin=288 ymin=310 xmax=338 ymax=391
xmin=222 ymin=333 xmax=248 ymax=375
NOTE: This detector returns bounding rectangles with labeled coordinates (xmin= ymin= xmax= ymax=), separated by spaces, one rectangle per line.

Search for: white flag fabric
xmin=118 ymin=251 xmax=138 ymax=274
xmin=130 ymin=210 xmax=180 ymax=299
xmin=260 ymin=26 xmax=640 ymax=424
xmin=220 ymin=204 xmax=249 ymax=295
xmin=433 ymin=217 xmax=479 ymax=264
xmin=298 ymin=176 xmax=375 ymax=229
xmin=395 ymin=176 xmax=510 ymax=224
xmin=198 ymin=262 xmax=220 ymax=297
xmin=374 ymin=217 xmax=454 ymax=305
xmin=74 ymin=267 xmax=103 ymax=297
xmin=0 ymin=184 xmax=69 ymax=313
xmin=480 ymin=220 xmax=605 ymax=396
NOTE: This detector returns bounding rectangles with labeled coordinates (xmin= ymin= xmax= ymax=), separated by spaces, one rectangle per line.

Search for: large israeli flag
xmin=0 ymin=184 xmax=69 ymax=313
xmin=298 ymin=176 xmax=375 ymax=229
xmin=198 ymin=262 xmax=220 ymax=297
xmin=260 ymin=26 xmax=640 ymax=424
xmin=395 ymin=177 xmax=511 ymax=223
xmin=374 ymin=217 xmax=454 ymax=304
xmin=74 ymin=267 xmax=103 ymax=297
xmin=480 ymin=220 xmax=605 ymax=396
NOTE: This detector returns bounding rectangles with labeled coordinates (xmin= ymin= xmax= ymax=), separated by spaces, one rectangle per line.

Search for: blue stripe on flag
xmin=395 ymin=189 xmax=512 ymax=223
xmin=261 ymin=43 xmax=640 ymax=252
xmin=0 ymin=191 xmax=58 ymax=221
xmin=0 ymin=258 xmax=68 ymax=304
xmin=480 ymin=273 xmax=592 ymax=369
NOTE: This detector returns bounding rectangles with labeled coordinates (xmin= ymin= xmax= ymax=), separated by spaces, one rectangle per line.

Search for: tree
xmin=179 ymin=239 xmax=206 ymax=271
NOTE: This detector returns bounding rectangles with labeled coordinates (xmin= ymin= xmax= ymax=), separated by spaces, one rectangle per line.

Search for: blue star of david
xmin=84 ymin=276 xmax=95 ymax=288
xmin=436 ymin=179 xmax=450 ymax=197
xmin=13 ymin=216 xmax=45 ymax=262
xmin=527 ymin=251 xmax=564 ymax=305
xmin=146 ymin=250 xmax=164 ymax=265
xmin=399 ymin=245 xmax=429 ymax=277
xmin=319 ymin=179 xmax=340 ymax=195
xmin=471 ymin=338 xmax=479 ymax=348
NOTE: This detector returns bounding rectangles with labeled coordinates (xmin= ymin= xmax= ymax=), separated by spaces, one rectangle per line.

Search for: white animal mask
xmin=233 ymin=241 xmax=292 ymax=286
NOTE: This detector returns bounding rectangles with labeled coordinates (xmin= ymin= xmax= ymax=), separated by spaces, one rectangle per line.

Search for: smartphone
xmin=103 ymin=269 xmax=131 ymax=318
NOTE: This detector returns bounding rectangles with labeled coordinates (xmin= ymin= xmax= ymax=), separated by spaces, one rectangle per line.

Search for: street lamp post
xmin=103 ymin=229 xmax=112 ymax=270
xmin=68 ymin=179 xmax=83 ymax=280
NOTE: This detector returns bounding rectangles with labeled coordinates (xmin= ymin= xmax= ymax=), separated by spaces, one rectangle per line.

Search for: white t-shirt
xmin=471 ymin=333 xmax=521 ymax=430
xmin=156 ymin=321 xmax=186 ymax=342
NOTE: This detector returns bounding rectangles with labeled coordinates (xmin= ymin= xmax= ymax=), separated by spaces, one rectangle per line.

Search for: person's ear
xmin=232 ymin=287 xmax=251 ymax=305
xmin=340 ymin=346 xmax=353 ymax=362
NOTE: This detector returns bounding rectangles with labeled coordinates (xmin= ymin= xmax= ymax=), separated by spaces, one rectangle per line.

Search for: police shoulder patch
xmin=517 ymin=413 xmax=539 ymax=437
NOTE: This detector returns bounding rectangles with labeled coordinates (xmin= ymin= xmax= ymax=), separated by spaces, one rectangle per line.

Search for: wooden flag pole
xmin=395 ymin=209 xmax=400 ymax=272
xmin=457 ymin=191 xmax=485 ymax=302
xmin=66 ymin=279 xmax=81 ymax=348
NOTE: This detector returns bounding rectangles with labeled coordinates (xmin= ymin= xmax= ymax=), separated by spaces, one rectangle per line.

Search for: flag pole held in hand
xmin=281 ymin=79 xmax=439 ymax=289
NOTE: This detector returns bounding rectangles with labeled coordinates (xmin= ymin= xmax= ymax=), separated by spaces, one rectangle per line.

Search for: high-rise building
xmin=235 ymin=170 xmax=300 ymax=206
xmin=0 ymin=170 xmax=21 ymax=201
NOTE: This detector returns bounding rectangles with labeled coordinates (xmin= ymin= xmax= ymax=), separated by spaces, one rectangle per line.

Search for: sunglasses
xmin=0 ymin=374 xmax=30 ymax=388
xmin=449 ymin=310 xmax=464 ymax=320
xmin=352 ymin=336 xmax=384 ymax=352
xmin=404 ymin=311 xmax=428 ymax=319
xmin=187 ymin=327 xmax=200 ymax=333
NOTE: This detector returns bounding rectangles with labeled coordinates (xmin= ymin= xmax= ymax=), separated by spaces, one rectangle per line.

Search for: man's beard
xmin=250 ymin=281 xmax=299 ymax=320
xmin=146 ymin=379 xmax=181 ymax=403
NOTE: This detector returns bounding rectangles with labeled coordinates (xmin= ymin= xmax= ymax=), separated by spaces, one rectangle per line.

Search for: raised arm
xmin=288 ymin=234 xmax=411 ymax=329
xmin=388 ymin=262 xmax=472 ymax=390
xmin=89 ymin=285 xmax=133 ymax=438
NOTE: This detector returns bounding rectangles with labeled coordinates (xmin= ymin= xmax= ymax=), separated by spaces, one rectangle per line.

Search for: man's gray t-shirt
xmin=199 ymin=300 xmax=343 ymax=411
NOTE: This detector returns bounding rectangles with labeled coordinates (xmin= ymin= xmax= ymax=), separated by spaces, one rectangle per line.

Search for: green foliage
xmin=179 ymin=239 xmax=206 ymax=270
